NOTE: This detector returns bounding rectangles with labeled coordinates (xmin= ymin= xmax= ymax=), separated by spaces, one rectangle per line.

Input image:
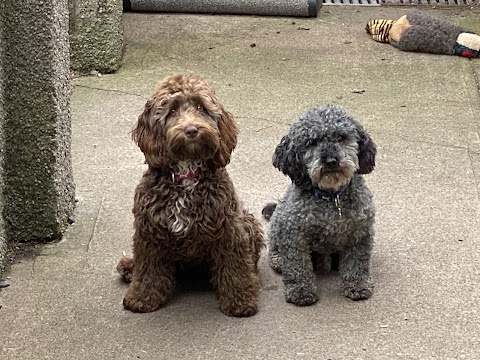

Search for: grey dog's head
xmin=273 ymin=105 xmax=376 ymax=192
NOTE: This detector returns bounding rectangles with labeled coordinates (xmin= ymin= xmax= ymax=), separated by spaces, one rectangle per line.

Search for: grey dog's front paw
xmin=343 ymin=282 xmax=373 ymax=301
xmin=285 ymin=286 xmax=318 ymax=306
xmin=269 ymin=253 xmax=283 ymax=274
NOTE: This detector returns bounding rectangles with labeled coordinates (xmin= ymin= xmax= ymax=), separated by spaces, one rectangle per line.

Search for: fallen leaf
xmin=255 ymin=125 xmax=273 ymax=132
xmin=352 ymin=89 xmax=366 ymax=94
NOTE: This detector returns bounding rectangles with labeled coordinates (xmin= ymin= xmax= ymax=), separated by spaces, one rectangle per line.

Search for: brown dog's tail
xmin=117 ymin=256 xmax=134 ymax=283
xmin=261 ymin=203 xmax=277 ymax=222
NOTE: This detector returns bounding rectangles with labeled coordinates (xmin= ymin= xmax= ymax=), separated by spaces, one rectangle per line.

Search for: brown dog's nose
xmin=184 ymin=125 xmax=198 ymax=138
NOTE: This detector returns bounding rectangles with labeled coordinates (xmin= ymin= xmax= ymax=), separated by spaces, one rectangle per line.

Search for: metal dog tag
xmin=335 ymin=195 xmax=342 ymax=217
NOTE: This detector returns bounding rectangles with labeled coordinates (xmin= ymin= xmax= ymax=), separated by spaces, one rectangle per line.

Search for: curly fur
xmin=393 ymin=10 xmax=465 ymax=54
xmin=118 ymin=74 xmax=265 ymax=317
xmin=264 ymin=105 xmax=376 ymax=306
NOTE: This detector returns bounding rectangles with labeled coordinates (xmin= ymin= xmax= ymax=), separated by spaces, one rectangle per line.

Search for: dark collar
xmin=310 ymin=184 xmax=347 ymax=217
xmin=310 ymin=185 xmax=347 ymax=202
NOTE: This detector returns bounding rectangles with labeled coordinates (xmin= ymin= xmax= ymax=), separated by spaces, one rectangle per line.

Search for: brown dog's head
xmin=132 ymin=74 xmax=238 ymax=169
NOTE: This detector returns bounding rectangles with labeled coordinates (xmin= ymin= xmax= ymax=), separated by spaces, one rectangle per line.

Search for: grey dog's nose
xmin=325 ymin=158 xmax=339 ymax=168
xmin=184 ymin=125 xmax=199 ymax=138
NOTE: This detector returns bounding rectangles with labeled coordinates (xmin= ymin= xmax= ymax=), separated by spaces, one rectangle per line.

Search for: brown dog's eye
xmin=196 ymin=104 xmax=205 ymax=112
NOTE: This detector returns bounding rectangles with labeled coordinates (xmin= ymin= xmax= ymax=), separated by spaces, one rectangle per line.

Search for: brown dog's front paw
xmin=123 ymin=288 xmax=165 ymax=313
xmin=221 ymin=302 xmax=258 ymax=317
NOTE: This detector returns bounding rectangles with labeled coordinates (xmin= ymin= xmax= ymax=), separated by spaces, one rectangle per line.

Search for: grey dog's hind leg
xmin=268 ymin=242 xmax=283 ymax=274
xmin=339 ymin=235 xmax=374 ymax=301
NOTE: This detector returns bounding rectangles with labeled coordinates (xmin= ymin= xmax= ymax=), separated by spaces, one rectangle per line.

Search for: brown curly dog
xmin=117 ymin=74 xmax=265 ymax=317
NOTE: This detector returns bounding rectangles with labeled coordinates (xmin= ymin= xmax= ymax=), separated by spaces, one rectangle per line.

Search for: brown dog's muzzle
xmin=167 ymin=117 xmax=220 ymax=162
xmin=184 ymin=125 xmax=199 ymax=139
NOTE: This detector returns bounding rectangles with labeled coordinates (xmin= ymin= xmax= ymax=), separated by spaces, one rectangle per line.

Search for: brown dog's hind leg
xmin=241 ymin=210 xmax=266 ymax=272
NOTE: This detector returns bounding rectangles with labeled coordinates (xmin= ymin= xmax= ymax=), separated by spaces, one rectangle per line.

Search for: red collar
xmin=171 ymin=169 xmax=201 ymax=183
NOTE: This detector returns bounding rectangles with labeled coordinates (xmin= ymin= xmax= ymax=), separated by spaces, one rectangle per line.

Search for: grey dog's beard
xmin=317 ymin=171 xmax=352 ymax=191
xmin=305 ymin=145 xmax=359 ymax=191
xmin=308 ymin=160 xmax=358 ymax=191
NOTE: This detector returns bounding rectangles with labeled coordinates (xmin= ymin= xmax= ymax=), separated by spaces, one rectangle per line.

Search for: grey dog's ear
xmin=272 ymin=132 xmax=311 ymax=188
xmin=355 ymin=122 xmax=376 ymax=174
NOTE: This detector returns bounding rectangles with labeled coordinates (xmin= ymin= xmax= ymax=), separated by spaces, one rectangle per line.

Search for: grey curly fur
xmin=393 ymin=9 xmax=465 ymax=54
xmin=265 ymin=105 xmax=376 ymax=306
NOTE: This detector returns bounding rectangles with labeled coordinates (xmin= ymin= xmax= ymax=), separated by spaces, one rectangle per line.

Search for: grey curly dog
xmin=262 ymin=105 xmax=377 ymax=306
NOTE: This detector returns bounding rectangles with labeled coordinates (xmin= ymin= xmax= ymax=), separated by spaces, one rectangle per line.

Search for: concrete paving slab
xmin=1 ymin=6 xmax=480 ymax=360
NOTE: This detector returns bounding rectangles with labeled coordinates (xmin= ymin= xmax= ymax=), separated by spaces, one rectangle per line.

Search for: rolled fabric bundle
xmin=393 ymin=10 xmax=465 ymax=55
xmin=365 ymin=10 xmax=480 ymax=58
xmin=124 ymin=0 xmax=321 ymax=17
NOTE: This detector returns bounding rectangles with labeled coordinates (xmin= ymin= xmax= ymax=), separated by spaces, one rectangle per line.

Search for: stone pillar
xmin=0 ymin=1 xmax=7 ymax=275
xmin=1 ymin=0 xmax=75 ymax=249
xmin=69 ymin=0 xmax=124 ymax=73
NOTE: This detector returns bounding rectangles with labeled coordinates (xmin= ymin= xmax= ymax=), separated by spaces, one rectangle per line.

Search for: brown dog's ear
xmin=131 ymin=99 xmax=167 ymax=168
xmin=213 ymin=109 xmax=238 ymax=168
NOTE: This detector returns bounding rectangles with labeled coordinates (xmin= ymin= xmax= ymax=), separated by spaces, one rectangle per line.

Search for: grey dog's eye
xmin=308 ymin=139 xmax=319 ymax=147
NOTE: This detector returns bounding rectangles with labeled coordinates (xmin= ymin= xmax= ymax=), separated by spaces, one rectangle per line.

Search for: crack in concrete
xmin=238 ymin=116 xmax=480 ymax=153
xmin=236 ymin=116 xmax=291 ymax=126
xmin=30 ymin=255 xmax=36 ymax=280
xmin=140 ymin=47 xmax=149 ymax=71
xmin=470 ymin=61 xmax=480 ymax=96
xmin=392 ymin=135 xmax=477 ymax=153
xmin=465 ymin=60 xmax=480 ymax=201
xmin=87 ymin=191 xmax=106 ymax=255
xmin=75 ymin=85 xmax=147 ymax=100
xmin=467 ymin=151 xmax=480 ymax=202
